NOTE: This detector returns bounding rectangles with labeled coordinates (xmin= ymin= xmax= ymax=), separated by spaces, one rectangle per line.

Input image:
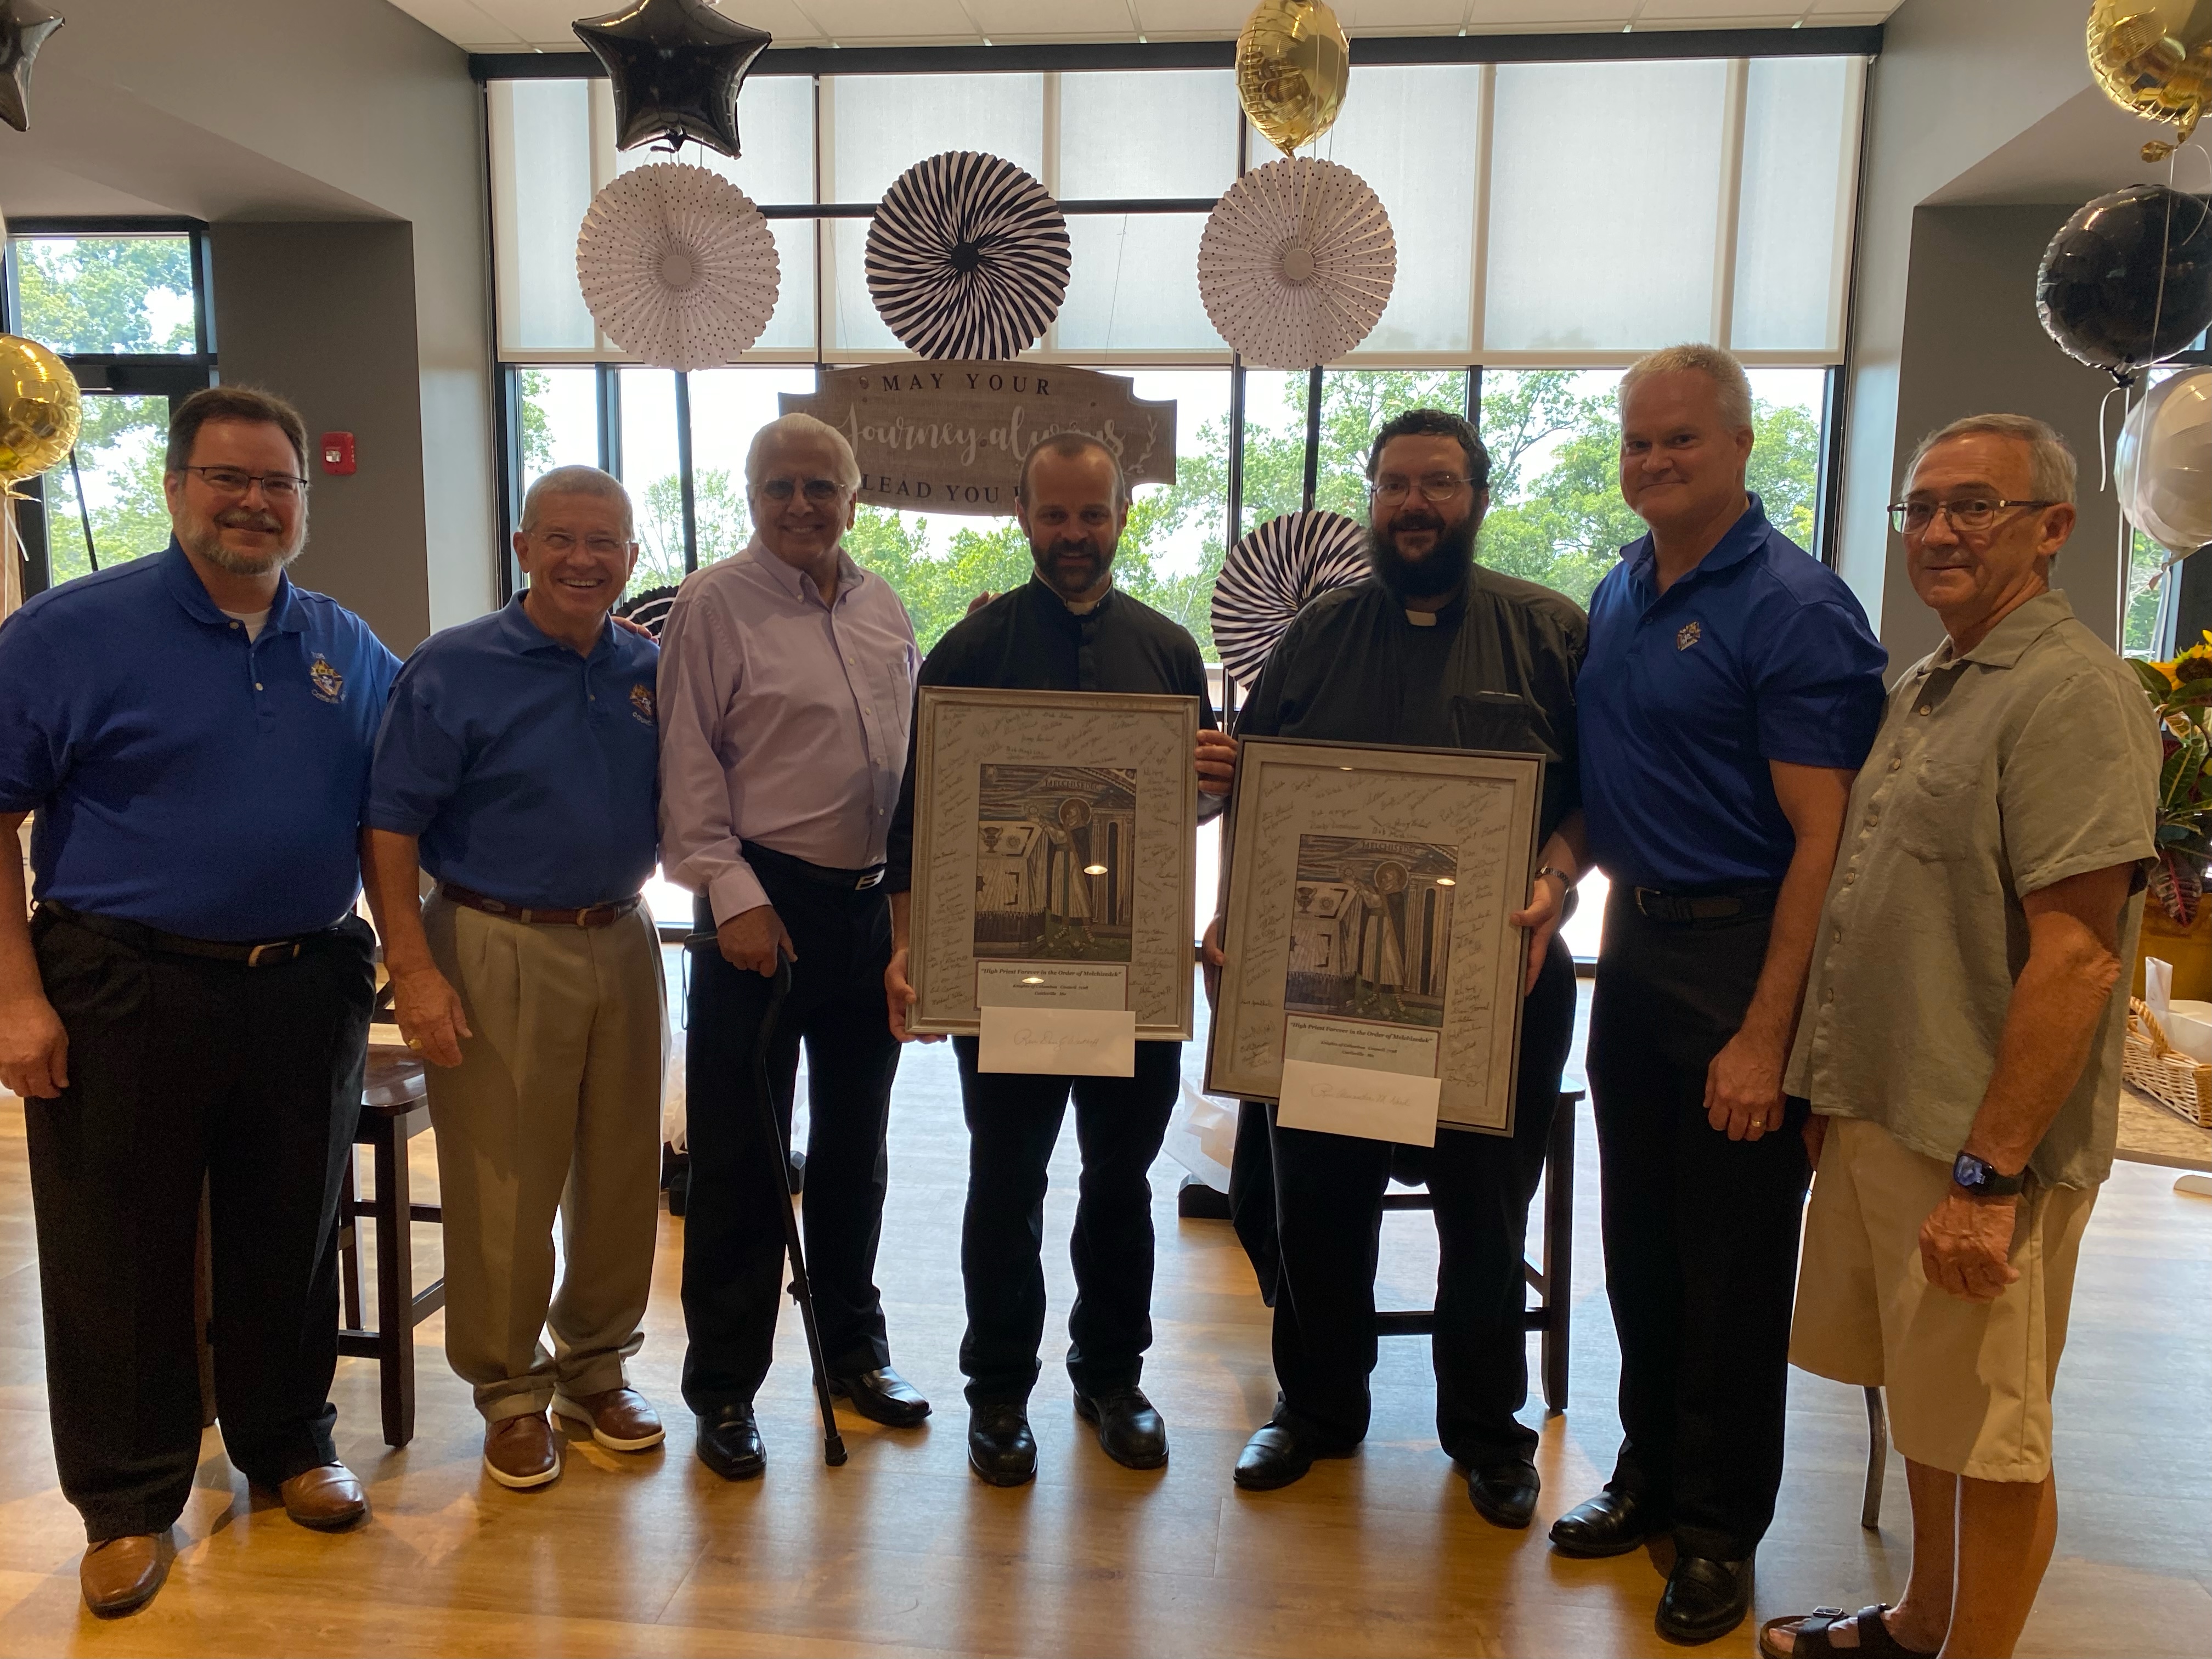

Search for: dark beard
xmin=1031 ymin=535 xmax=1114 ymax=601
xmin=1365 ymin=510 xmax=1476 ymax=600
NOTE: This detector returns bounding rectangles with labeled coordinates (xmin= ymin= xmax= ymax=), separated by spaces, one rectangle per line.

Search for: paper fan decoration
xmin=1211 ymin=508 xmax=1369 ymax=683
xmin=1199 ymin=157 xmax=1396 ymax=369
xmin=576 ymin=161 xmax=780 ymax=371
xmin=866 ymin=151 xmax=1070 ymax=359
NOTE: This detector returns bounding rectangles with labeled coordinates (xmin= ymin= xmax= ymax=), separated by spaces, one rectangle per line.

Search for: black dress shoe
xmin=1234 ymin=1418 xmax=1351 ymax=1491
xmin=1657 ymin=1555 xmax=1754 ymax=1646
xmin=1549 ymin=1486 xmax=1664 ymax=1557
xmin=695 ymin=1404 xmax=765 ymax=1482
xmin=831 ymin=1365 xmax=932 ymax=1428
xmin=1467 ymin=1458 xmax=1541 ymax=1529
xmin=967 ymin=1403 xmax=1036 ymax=1486
xmin=1074 ymin=1387 xmax=1167 ymax=1470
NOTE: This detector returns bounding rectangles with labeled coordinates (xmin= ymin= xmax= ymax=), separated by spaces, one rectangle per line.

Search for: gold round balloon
xmin=0 ymin=335 xmax=81 ymax=483
xmin=2088 ymin=0 xmax=2212 ymax=162
xmin=1237 ymin=0 xmax=1351 ymax=159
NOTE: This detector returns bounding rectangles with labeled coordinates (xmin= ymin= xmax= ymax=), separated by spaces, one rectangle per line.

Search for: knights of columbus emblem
xmin=308 ymin=654 xmax=345 ymax=703
xmin=629 ymin=682 xmax=656 ymax=725
xmin=1676 ymin=620 xmax=1703 ymax=651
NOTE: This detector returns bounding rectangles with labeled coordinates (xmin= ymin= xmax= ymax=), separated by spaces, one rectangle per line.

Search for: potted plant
xmin=2131 ymin=636 xmax=2212 ymax=998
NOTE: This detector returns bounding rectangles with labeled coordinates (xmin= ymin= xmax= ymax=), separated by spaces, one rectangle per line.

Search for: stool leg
xmin=1540 ymin=1093 xmax=1575 ymax=1412
xmin=373 ymin=1122 xmax=417 ymax=1448
xmin=1861 ymin=1385 xmax=1887 ymax=1530
xmin=338 ymin=1148 xmax=364 ymax=1333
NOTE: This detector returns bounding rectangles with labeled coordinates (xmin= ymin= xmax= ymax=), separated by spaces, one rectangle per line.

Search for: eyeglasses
xmin=1369 ymin=473 xmax=1472 ymax=506
xmin=1887 ymin=497 xmax=2057 ymax=535
xmin=758 ymin=477 xmax=847 ymax=504
xmin=181 ymin=464 xmax=308 ymax=502
xmin=529 ymin=531 xmax=629 ymax=557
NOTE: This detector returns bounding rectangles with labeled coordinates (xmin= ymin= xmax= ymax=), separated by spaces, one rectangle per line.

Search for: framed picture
xmin=908 ymin=686 xmax=1200 ymax=1041
xmin=1204 ymin=737 xmax=1543 ymax=1138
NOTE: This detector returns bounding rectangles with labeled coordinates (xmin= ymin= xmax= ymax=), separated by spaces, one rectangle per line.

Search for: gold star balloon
xmin=0 ymin=335 xmax=80 ymax=484
xmin=2088 ymin=0 xmax=2212 ymax=162
xmin=1236 ymin=0 xmax=1350 ymax=159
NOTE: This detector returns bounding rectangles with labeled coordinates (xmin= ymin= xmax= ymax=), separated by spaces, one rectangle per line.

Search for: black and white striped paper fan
xmin=1211 ymin=508 xmax=1369 ymax=684
xmin=865 ymin=151 xmax=1070 ymax=359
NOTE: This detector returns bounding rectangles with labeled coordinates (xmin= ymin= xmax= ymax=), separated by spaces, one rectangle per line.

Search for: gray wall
xmin=211 ymin=222 xmax=435 ymax=651
xmin=1840 ymin=0 xmax=2166 ymax=663
xmin=1881 ymin=203 xmax=2131 ymax=671
xmin=2 ymin=0 xmax=497 ymax=646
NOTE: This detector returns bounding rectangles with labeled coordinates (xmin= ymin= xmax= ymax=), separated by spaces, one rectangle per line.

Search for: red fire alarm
xmin=320 ymin=432 xmax=357 ymax=476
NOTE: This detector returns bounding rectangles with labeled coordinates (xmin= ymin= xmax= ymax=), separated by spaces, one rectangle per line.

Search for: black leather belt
xmin=1630 ymin=885 xmax=1780 ymax=926
xmin=745 ymin=842 xmax=886 ymax=892
xmin=39 ymin=900 xmax=336 ymax=966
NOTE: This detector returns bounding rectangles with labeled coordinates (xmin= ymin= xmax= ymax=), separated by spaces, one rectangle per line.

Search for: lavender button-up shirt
xmin=657 ymin=536 xmax=919 ymax=923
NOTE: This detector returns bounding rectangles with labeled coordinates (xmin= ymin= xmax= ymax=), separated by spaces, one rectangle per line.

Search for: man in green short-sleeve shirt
xmin=1769 ymin=415 xmax=2159 ymax=1659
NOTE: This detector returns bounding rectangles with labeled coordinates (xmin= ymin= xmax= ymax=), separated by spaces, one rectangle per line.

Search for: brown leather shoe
xmin=552 ymin=1386 xmax=665 ymax=1452
xmin=483 ymin=1411 xmax=562 ymax=1489
xmin=80 ymin=1532 xmax=173 ymax=1617
xmin=277 ymin=1463 xmax=370 ymax=1530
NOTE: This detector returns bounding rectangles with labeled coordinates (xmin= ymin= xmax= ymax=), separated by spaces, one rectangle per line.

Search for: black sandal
xmin=1758 ymin=1605 xmax=1939 ymax=1659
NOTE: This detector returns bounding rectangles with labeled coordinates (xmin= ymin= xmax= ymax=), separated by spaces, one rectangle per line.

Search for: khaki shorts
xmin=1790 ymin=1116 xmax=2098 ymax=1483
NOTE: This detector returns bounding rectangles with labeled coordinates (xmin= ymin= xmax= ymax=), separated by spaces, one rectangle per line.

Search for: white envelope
xmin=1276 ymin=1058 xmax=1442 ymax=1147
xmin=977 ymin=1007 xmax=1137 ymax=1076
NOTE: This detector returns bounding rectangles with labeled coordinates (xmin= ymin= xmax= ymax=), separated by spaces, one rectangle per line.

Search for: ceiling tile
xmin=963 ymin=0 xmax=1139 ymax=40
xmin=1334 ymin=0 xmax=1467 ymax=31
xmin=1128 ymin=1 xmax=1249 ymax=35
xmin=1462 ymin=0 xmax=1639 ymax=26
xmin=385 ymin=0 xmax=526 ymax=48
xmin=799 ymin=0 xmax=986 ymax=40
xmin=1634 ymin=0 xmax=1808 ymax=18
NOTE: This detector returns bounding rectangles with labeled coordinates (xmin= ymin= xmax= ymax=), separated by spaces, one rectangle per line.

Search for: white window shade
xmin=1730 ymin=57 xmax=1860 ymax=356
xmin=1309 ymin=65 xmax=1484 ymax=355
xmin=1058 ymin=70 xmax=1237 ymax=198
xmin=1483 ymin=59 xmax=1730 ymax=354
xmin=1059 ymin=217 xmax=1222 ymax=352
xmin=490 ymin=78 xmax=598 ymax=353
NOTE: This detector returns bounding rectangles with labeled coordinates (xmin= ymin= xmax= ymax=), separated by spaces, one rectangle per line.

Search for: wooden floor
xmin=0 ymin=1009 xmax=2207 ymax=1657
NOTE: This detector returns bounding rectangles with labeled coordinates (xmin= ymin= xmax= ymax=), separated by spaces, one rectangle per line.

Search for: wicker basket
xmin=2123 ymin=1000 xmax=2212 ymax=1127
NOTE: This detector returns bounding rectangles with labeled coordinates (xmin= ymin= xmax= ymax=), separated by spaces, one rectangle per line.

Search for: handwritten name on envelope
xmin=978 ymin=1007 xmax=1138 ymax=1076
xmin=1276 ymin=1059 xmax=1442 ymax=1147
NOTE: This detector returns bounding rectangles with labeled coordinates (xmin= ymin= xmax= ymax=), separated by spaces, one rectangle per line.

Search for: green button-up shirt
xmin=1784 ymin=590 xmax=2160 ymax=1188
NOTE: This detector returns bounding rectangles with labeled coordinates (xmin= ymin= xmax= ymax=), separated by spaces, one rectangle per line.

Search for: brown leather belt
xmin=440 ymin=881 xmax=643 ymax=929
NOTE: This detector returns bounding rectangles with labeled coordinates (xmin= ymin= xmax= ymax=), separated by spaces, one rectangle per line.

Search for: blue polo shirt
xmin=0 ymin=540 xmax=400 ymax=941
xmin=1580 ymin=494 xmax=1887 ymax=891
xmin=366 ymin=597 xmax=661 ymax=910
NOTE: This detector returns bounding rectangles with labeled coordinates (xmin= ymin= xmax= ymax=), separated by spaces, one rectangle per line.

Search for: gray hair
xmin=521 ymin=465 xmax=634 ymax=538
xmin=746 ymin=413 xmax=861 ymax=494
xmin=1619 ymin=343 xmax=1755 ymax=433
xmin=1904 ymin=413 xmax=2078 ymax=506
xmin=1015 ymin=431 xmax=1128 ymax=511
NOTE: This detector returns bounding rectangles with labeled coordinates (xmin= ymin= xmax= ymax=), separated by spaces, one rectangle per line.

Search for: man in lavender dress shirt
xmin=657 ymin=414 xmax=925 ymax=1481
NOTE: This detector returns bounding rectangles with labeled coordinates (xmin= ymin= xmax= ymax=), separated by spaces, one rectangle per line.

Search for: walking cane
xmin=754 ymin=946 xmax=848 ymax=1467
xmin=687 ymin=918 xmax=848 ymax=1468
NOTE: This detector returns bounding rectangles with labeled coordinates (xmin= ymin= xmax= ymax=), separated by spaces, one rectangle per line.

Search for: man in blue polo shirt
xmin=362 ymin=465 xmax=665 ymax=1495
xmin=1534 ymin=346 xmax=1886 ymax=1645
xmin=0 ymin=386 xmax=398 ymax=1616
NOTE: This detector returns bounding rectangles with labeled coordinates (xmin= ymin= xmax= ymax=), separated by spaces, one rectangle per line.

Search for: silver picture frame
xmin=1204 ymin=736 xmax=1543 ymax=1136
xmin=909 ymin=686 xmax=1200 ymax=1040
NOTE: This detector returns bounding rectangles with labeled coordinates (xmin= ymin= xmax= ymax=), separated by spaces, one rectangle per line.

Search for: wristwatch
xmin=1951 ymin=1150 xmax=2025 ymax=1198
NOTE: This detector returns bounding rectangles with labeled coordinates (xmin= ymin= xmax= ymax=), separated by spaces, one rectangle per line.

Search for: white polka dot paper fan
xmin=1198 ymin=157 xmax=1396 ymax=369
xmin=576 ymin=161 xmax=781 ymax=370
xmin=866 ymin=151 xmax=1070 ymax=359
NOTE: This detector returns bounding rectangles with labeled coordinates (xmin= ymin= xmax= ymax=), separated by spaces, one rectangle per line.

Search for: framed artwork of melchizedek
xmin=1205 ymin=737 xmax=1543 ymax=1139
xmin=908 ymin=688 xmax=1200 ymax=1052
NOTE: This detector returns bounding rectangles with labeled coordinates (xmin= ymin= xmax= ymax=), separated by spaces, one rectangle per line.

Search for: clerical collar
xmin=1029 ymin=573 xmax=1113 ymax=617
xmin=1405 ymin=609 xmax=1437 ymax=627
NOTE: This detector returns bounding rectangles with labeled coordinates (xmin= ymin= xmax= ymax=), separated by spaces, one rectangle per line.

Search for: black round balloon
xmin=2036 ymin=185 xmax=2212 ymax=379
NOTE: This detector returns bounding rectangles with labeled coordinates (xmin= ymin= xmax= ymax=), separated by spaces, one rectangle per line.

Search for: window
xmin=4 ymin=225 xmax=215 ymax=596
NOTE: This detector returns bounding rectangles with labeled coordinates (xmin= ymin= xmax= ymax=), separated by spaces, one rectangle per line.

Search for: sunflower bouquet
xmin=2132 ymin=633 xmax=2212 ymax=924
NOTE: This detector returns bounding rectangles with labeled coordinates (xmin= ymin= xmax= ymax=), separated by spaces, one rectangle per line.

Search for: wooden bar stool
xmin=336 ymin=1042 xmax=445 ymax=1447
xmin=1375 ymin=1087 xmax=1581 ymax=1412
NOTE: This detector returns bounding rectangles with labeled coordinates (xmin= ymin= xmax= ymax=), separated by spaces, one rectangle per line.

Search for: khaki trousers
xmin=422 ymin=893 xmax=666 ymax=1423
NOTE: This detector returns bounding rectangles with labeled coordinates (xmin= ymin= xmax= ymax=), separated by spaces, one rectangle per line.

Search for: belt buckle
xmin=574 ymin=905 xmax=599 ymax=927
xmin=856 ymin=868 xmax=883 ymax=891
xmin=245 ymin=940 xmax=296 ymax=967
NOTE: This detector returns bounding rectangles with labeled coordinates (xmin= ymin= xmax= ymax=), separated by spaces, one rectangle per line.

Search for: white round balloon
xmin=2117 ymin=368 xmax=2212 ymax=558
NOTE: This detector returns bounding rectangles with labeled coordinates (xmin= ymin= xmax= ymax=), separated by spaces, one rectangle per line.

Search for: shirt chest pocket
xmin=1894 ymin=755 xmax=1983 ymax=862
xmin=1450 ymin=691 xmax=1556 ymax=763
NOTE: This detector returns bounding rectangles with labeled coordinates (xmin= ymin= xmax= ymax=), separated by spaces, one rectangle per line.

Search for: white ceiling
xmin=391 ymin=0 xmax=1896 ymax=54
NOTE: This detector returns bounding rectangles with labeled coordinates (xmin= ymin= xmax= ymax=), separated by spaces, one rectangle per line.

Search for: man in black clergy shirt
xmin=1209 ymin=408 xmax=1587 ymax=1526
xmin=884 ymin=432 xmax=1232 ymax=1487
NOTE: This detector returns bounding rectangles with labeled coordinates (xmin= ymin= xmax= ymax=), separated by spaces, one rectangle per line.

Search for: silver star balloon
xmin=573 ymin=0 xmax=772 ymax=160
xmin=0 ymin=1 xmax=62 ymax=134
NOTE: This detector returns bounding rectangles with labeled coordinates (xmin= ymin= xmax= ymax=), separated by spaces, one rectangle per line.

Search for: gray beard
xmin=182 ymin=522 xmax=302 ymax=576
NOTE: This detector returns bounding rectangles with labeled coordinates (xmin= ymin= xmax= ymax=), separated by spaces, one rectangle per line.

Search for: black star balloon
xmin=0 ymin=2 xmax=63 ymax=135
xmin=573 ymin=0 xmax=772 ymax=160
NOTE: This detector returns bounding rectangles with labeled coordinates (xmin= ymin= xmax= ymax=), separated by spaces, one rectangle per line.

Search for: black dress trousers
xmin=22 ymin=907 xmax=375 ymax=1544
xmin=679 ymin=866 xmax=902 ymax=1414
xmin=950 ymin=1036 xmax=1181 ymax=1408
xmin=1585 ymin=887 xmax=1811 ymax=1564
xmin=1266 ymin=934 xmax=1576 ymax=1465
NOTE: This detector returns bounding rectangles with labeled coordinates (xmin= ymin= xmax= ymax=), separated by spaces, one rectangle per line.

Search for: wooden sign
xmin=780 ymin=361 xmax=1176 ymax=517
